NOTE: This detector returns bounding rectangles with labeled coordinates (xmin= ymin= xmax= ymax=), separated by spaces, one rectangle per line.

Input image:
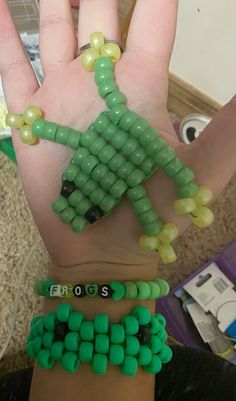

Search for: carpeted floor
xmin=0 ymin=0 xmax=236 ymax=373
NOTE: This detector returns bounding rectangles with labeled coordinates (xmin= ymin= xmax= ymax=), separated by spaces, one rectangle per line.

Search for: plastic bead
xmin=98 ymin=285 xmax=113 ymax=298
xmin=68 ymin=190 xmax=85 ymax=207
xmin=139 ymin=127 xmax=158 ymax=146
xmin=140 ymin=157 xmax=155 ymax=176
xmin=61 ymin=352 xmax=80 ymax=373
xmin=44 ymin=312 xmax=56 ymax=331
xmin=60 ymin=207 xmax=76 ymax=224
xmin=99 ymin=195 xmax=117 ymax=213
xmin=37 ymin=349 xmax=55 ymax=369
xmin=108 ymin=153 xmax=126 ymax=171
xmin=124 ymin=281 xmax=138 ymax=299
xmin=95 ymin=56 xmax=113 ymax=70
xmin=73 ymin=148 xmax=89 ymax=165
xmin=144 ymin=355 xmax=162 ymax=374
xmin=156 ymin=279 xmax=170 ymax=297
xmin=90 ymin=137 xmax=106 ymax=155
xmin=90 ymin=188 xmax=106 ymax=204
xmin=110 ymin=179 xmax=127 ymax=198
xmin=127 ymin=169 xmax=145 ymax=187
xmin=110 ymin=324 xmax=125 ymax=344
xmin=81 ymin=155 xmax=99 ymax=174
xmin=100 ymin=172 xmax=117 ymax=190
xmin=158 ymin=223 xmax=179 ymax=243
xmin=56 ymin=304 xmax=72 ymax=323
xmin=71 ymin=216 xmax=86 ymax=233
xmin=132 ymin=306 xmax=151 ymax=325
xmin=92 ymin=164 xmax=109 ymax=182
xmin=80 ymin=321 xmax=94 ymax=341
xmin=20 ymin=126 xmax=37 ymax=144
xmin=95 ymin=334 xmax=109 ymax=354
xmin=194 ymin=186 xmax=213 ymax=206
xmin=177 ymin=181 xmax=198 ymax=198
xmin=148 ymin=317 xmax=162 ymax=334
xmin=174 ymin=198 xmax=197 ymax=214
xmin=95 ymin=69 xmax=114 ymax=85
xmin=43 ymin=122 xmax=58 ymax=141
xmin=133 ymin=198 xmax=152 ymax=214
xmin=130 ymin=118 xmax=149 ymax=138
xmin=56 ymin=126 xmax=70 ymax=145
xmin=80 ymin=130 xmax=97 ymax=147
xmin=136 ymin=326 xmax=152 ymax=345
xmin=67 ymin=130 xmax=80 ymax=149
xmin=101 ymin=123 xmax=117 ymax=142
xmin=160 ymin=330 xmax=168 ymax=343
xmin=94 ymin=314 xmax=109 ymax=334
xmin=35 ymin=320 xmax=45 ymax=336
xmin=146 ymin=137 xmax=166 ymax=155
xmin=51 ymin=341 xmax=64 ymax=360
xmin=99 ymin=80 xmax=118 ymax=98
xmin=79 ymin=342 xmax=94 ymax=362
xmin=150 ymin=336 xmax=162 ymax=353
xmin=60 ymin=180 xmax=75 ymax=198
xmin=138 ymin=346 xmax=152 ymax=366
xmin=125 ymin=336 xmax=140 ymax=355
xmin=121 ymin=138 xmax=139 ymax=157
xmin=119 ymin=111 xmax=138 ymax=131
xmin=74 ymin=171 xmax=89 ymax=187
xmin=122 ymin=356 xmax=138 ymax=376
xmin=155 ymin=313 xmax=167 ymax=327
xmin=100 ymin=43 xmax=121 ymax=63
xmin=23 ymin=106 xmax=42 ymax=125
xmin=159 ymin=345 xmax=173 ymax=363
xmin=109 ymin=104 xmax=128 ymax=124
xmin=6 ymin=112 xmax=24 ymax=129
xmin=111 ymin=281 xmax=126 ymax=301
xmin=127 ymin=186 xmax=147 ymax=202
xmin=117 ymin=161 xmax=135 ymax=180
xmin=90 ymin=32 xmax=104 ymax=51
xmin=65 ymin=332 xmax=80 ymax=351
xmin=85 ymin=284 xmax=99 ymax=297
xmin=191 ymin=206 xmax=214 ymax=228
xmin=92 ymin=354 xmax=108 ymax=375
xmin=155 ymin=148 xmax=176 ymax=167
xmin=111 ymin=130 xmax=128 ymax=149
xmin=121 ymin=316 xmax=139 ymax=335
xmin=106 ymin=91 xmax=126 ymax=109
xmin=109 ymin=344 xmax=125 ymax=365
xmin=75 ymin=199 xmax=92 ymax=215
xmin=31 ymin=337 xmax=43 ymax=353
xmin=68 ymin=312 xmax=84 ymax=331
xmin=173 ymin=167 xmax=195 ymax=186
xmin=98 ymin=144 xmax=116 ymax=163
xmin=158 ymin=244 xmax=177 ymax=264
xmin=136 ymin=281 xmax=151 ymax=300
xmin=42 ymin=279 xmax=55 ymax=298
xmin=54 ymin=322 xmax=69 ymax=342
xmin=144 ymin=220 xmax=163 ymax=236
xmin=164 ymin=158 xmax=184 ymax=177
xmin=139 ymin=208 xmax=158 ymax=225
xmin=85 ymin=205 xmax=104 ymax=223
xmin=64 ymin=165 xmax=79 ymax=182
xmin=81 ymin=48 xmax=100 ymax=71
xmin=30 ymin=316 xmax=41 ymax=327
xmin=32 ymin=118 xmax=46 ymax=137
xmin=130 ymin=147 xmax=146 ymax=166
xmin=73 ymin=285 xmax=86 ymax=298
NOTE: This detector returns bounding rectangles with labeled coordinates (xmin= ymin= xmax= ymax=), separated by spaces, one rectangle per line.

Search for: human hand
xmin=0 ymin=0 xmax=235 ymax=270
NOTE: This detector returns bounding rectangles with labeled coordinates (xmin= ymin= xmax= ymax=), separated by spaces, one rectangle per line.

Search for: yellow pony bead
xmin=100 ymin=43 xmax=121 ymax=63
xmin=23 ymin=106 xmax=42 ymax=125
xmin=139 ymin=235 xmax=159 ymax=251
xmin=5 ymin=112 xmax=24 ymax=129
xmin=90 ymin=32 xmax=105 ymax=51
xmin=174 ymin=198 xmax=196 ymax=214
xmin=191 ymin=206 xmax=214 ymax=228
xmin=158 ymin=223 xmax=179 ymax=243
xmin=194 ymin=186 xmax=213 ymax=206
xmin=20 ymin=126 xmax=37 ymax=145
xmin=158 ymin=244 xmax=177 ymax=264
xmin=81 ymin=48 xmax=100 ymax=71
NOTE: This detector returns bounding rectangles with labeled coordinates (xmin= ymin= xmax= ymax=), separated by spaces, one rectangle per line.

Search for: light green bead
xmin=56 ymin=126 xmax=70 ymax=145
xmin=67 ymin=129 xmax=80 ymax=149
xmin=71 ymin=216 xmax=86 ymax=233
xmin=111 ymin=130 xmax=128 ymax=149
xmin=148 ymin=281 xmax=161 ymax=299
xmin=52 ymin=196 xmax=69 ymax=213
xmin=191 ymin=206 xmax=214 ymax=228
xmin=99 ymin=80 xmax=118 ymax=98
xmin=95 ymin=69 xmax=114 ymax=85
xmin=173 ymin=167 xmax=195 ymax=186
xmin=61 ymin=352 xmax=80 ymax=373
xmin=110 ymin=179 xmax=127 ymax=198
xmin=150 ymin=336 xmax=162 ymax=353
xmin=127 ymin=169 xmax=145 ymax=187
xmin=44 ymin=122 xmax=58 ymax=141
xmin=108 ymin=153 xmax=126 ymax=171
xmin=98 ymin=144 xmax=116 ymax=163
xmin=144 ymin=355 xmax=162 ymax=374
xmin=68 ymin=190 xmax=85 ymax=207
xmin=109 ymin=104 xmax=128 ymax=123
xmin=140 ymin=157 xmax=155 ymax=176
xmin=64 ymin=164 xmax=79 ymax=181
xmin=110 ymin=324 xmax=125 ymax=344
xmin=92 ymin=354 xmax=108 ymax=375
xmin=90 ymin=32 xmax=105 ymax=51
xmin=136 ymin=281 xmax=151 ymax=300
xmin=156 ymin=279 xmax=170 ymax=297
xmin=132 ymin=306 xmax=151 ymax=325
xmin=32 ymin=119 xmax=46 ymax=137
xmin=164 ymin=158 xmax=184 ymax=177
xmin=149 ymin=317 xmax=162 ymax=334
xmin=121 ymin=138 xmax=139 ymax=157
xmin=159 ymin=345 xmax=173 ymax=363
xmin=81 ymin=155 xmax=99 ymax=174
xmin=122 ymin=355 xmax=138 ymax=376
xmin=83 ymin=179 xmax=98 ymax=195
xmin=89 ymin=137 xmax=106 ymax=155
xmin=23 ymin=105 xmax=42 ymax=125
xmin=37 ymin=349 xmax=55 ymax=369
xmin=99 ymin=195 xmax=117 ymax=213
xmin=155 ymin=148 xmax=176 ymax=167
xmin=139 ymin=208 xmax=158 ymax=225
xmin=6 ymin=112 xmax=24 ymax=129
xmin=101 ymin=123 xmax=117 ymax=142
xmin=73 ymin=148 xmax=89 ymax=165
xmin=124 ymin=281 xmax=138 ymax=299
xmin=121 ymin=316 xmax=139 ymax=335
xmin=109 ymin=344 xmax=124 ymax=365
xmin=95 ymin=56 xmax=113 ymax=70
xmin=127 ymin=186 xmax=147 ymax=201
xmin=144 ymin=220 xmax=163 ymax=236
xmin=146 ymin=138 xmax=166 ymax=155
xmin=106 ymin=90 xmax=126 ymax=109
xmin=51 ymin=341 xmax=64 ymax=360
xmin=100 ymin=172 xmax=117 ymax=190
xmin=177 ymin=182 xmax=198 ymax=198
xmin=155 ymin=313 xmax=167 ymax=327
xmin=111 ymin=281 xmax=126 ymax=301
xmin=117 ymin=161 xmax=135 ymax=180
xmin=74 ymin=171 xmax=89 ymax=187
xmin=80 ymin=129 xmax=97 ymax=147
xmin=119 ymin=111 xmax=138 ymax=131
xmin=60 ymin=207 xmax=76 ymax=223
xmin=75 ymin=199 xmax=92 ymax=215
xmin=130 ymin=117 xmax=149 ymax=138
xmin=139 ymin=127 xmax=159 ymax=146
xmin=90 ymin=188 xmax=106 ymax=204
xmin=20 ymin=126 xmax=37 ymax=144
xmin=133 ymin=198 xmax=152 ymax=214
xmin=174 ymin=198 xmax=196 ymax=214
xmin=125 ymin=336 xmax=140 ymax=355
xmin=92 ymin=164 xmax=109 ymax=181
xmin=130 ymin=147 xmax=146 ymax=166
xmin=194 ymin=186 xmax=213 ymax=206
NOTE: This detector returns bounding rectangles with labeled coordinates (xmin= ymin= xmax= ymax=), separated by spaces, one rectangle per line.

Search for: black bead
xmin=136 ymin=325 xmax=152 ymax=345
xmin=73 ymin=284 xmax=86 ymax=298
xmin=186 ymin=127 xmax=197 ymax=142
xmin=98 ymin=285 xmax=113 ymax=298
xmin=54 ymin=322 xmax=70 ymax=342
xmin=60 ymin=180 xmax=75 ymax=198
xmin=85 ymin=205 xmax=104 ymax=223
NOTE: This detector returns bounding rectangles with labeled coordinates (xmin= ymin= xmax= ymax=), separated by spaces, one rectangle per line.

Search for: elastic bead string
xmin=6 ymin=32 xmax=214 ymax=264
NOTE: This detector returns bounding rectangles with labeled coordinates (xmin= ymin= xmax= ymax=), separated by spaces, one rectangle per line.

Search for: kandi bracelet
xmin=6 ymin=32 xmax=214 ymax=264
xmin=26 ymin=304 xmax=172 ymax=376
xmin=34 ymin=278 xmax=170 ymax=300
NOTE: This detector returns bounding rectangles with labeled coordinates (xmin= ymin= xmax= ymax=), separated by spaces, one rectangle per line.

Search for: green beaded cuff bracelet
xmin=34 ymin=278 xmax=170 ymax=300
xmin=26 ymin=304 xmax=172 ymax=376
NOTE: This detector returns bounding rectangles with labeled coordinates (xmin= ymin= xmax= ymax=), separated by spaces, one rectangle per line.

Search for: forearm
xmin=29 ymin=262 xmax=158 ymax=401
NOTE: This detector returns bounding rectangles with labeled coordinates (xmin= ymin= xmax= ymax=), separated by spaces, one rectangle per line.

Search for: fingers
xmin=39 ymin=0 xmax=77 ymax=74
xmin=189 ymin=97 xmax=236 ymax=195
xmin=0 ymin=0 xmax=38 ymax=110
xmin=126 ymin=0 xmax=179 ymax=65
xmin=78 ymin=0 xmax=120 ymax=48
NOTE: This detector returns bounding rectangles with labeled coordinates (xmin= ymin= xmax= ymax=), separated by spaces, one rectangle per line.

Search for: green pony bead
xmin=139 ymin=208 xmax=158 ymax=225
xmin=122 ymin=356 xmax=138 ymax=376
xmin=30 ymin=316 xmax=41 ymax=327
xmin=108 ymin=153 xmax=126 ymax=171
xmin=138 ymin=346 xmax=152 ymax=366
xmin=150 ymin=336 xmax=162 ymax=353
xmin=117 ymin=161 xmax=135 ymax=180
xmin=146 ymin=137 xmax=166 ymax=155
xmin=133 ymin=198 xmax=152 ymax=214
xmin=92 ymin=354 xmax=108 ymax=375
xmin=92 ymin=113 xmax=110 ymax=134
xmin=32 ymin=119 xmax=46 ymax=137
xmin=99 ymin=194 xmax=117 ymax=213
xmin=130 ymin=147 xmax=146 ymax=166
xmin=144 ymin=220 xmax=163 ymax=236
xmin=42 ymin=332 xmax=54 ymax=349
xmin=80 ymin=321 xmax=94 ymax=341
xmin=139 ymin=127 xmax=159 ymax=146
xmin=75 ymin=199 xmax=92 ymax=215
xmin=68 ymin=312 xmax=84 ymax=331
xmin=164 ymin=157 xmax=184 ymax=177
xmin=148 ymin=317 xmax=162 ymax=335
xmin=92 ymin=164 xmax=109 ymax=182
xmin=95 ymin=56 xmax=113 ymax=70
xmin=130 ymin=118 xmax=149 ymax=138
xmin=85 ymin=284 xmax=99 ymax=297
xmin=109 ymin=104 xmax=128 ymax=124
xmin=100 ymin=172 xmax=117 ymax=190
xmin=127 ymin=186 xmax=147 ymax=202
xmin=148 ymin=281 xmax=161 ymax=300
xmin=98 ymin=144 xmax=116 ymax=164
xmin=119 ymin=111 xmax=138 ymax=131
xmin=111 ymin=281 xmax=126 ymax=301
xmin=67 ymin=129 xmax=81 ymax=149
xmin=65 ymin=332 xmax=80 ymax=352
xmin=43 ymin=312 xmax=56 ymax=331
xmin=140 ymin=157 xmax=155 ymax=176
xmin=101 ymin=123 xmax=117 ymax=142
xmin=136 ymin=281 xmax=151 ymax=300
xmin=95 ymin=334 xmax=109 ymax=354
xmin=156 ymin=279 xmax=170 ymax=297
xmin=155 ymin=148 xmax=176 ymax=167
xmin=79 ymin=342 xmax=94 ymax=362
xmin=132 ymin=306 xmax=151 ymax=325
xmin=94 ymin=314 xmax=109 ymax=334
xmin=127 ymin=169 xmax=145 ymax=187
xmin=124 ymin=281 xmax=138 ymax=299
xmin=56 ymin=126 xmax=70 ymax=145
xmin=160 ymin=330 xmax=168 ymax=343
xmin=80 ymin=129 xmax=97 ymax=147
xmin=71 ymin=216 xmax=86 ymax=233
xmin=95 ymin=69 xmax=114 ymax=85
xmin=56 ymin=304 xmax=72 ymax=323
xmin=155 ymin=313 xmax=167 ymax=327
xmin=44 ymin=122 xmax=58 ymax=141
xmin=173 ymin=167 xmax=195 ymax=186
xmin=35 ymin=320 xmax=45 ymax=336
xmin=125 ymin=336 xmax=140 ymax=355
xmin=105 ymin=91 xmax=126 ymax=109
xmin=144 ymin=355 xmax=162 ymax=374
xmin=121 ymin=316 xmax=139 ymax=335
xmin=89 ymin=137 xmax=106 ymax=155
xmin=111 ymin=130 xmax=128 ymax=149
xmin=51 ymin=341 xmax=64 ymax=360
xmin=26 ymin=342 xmax=36 ymax=359
xmin=51 ymin=196 xmax=69 ymax=214
xmin=61 ymin=352 xmax=80 ymax=373
xmin=74 ymin=171 xmax=89 ymax=187
xmin=33 ymin=281 xmax=44 ymax=296
xmin=110 ymin=324 xmax=125 ymax=344
xmin=37 ymin=349 xmax=55 ymax=369
xmin=30 ymin=325 xmax=38 ymax=339
xmin=110 ymin=179 xmax=127 ymax=198
xmin=159 ymin=345 xmax=173 ymax=364
xmin=81 ymin=155 xmax=99 ymax=174
xmin=83 ymin=179 xmax=98 ymax=196
xmin=68 ymin=190 xmax=85 ymax=207
xmin=90 ymin=188 xmax=106 ymax=204
xmin=64 ymin=164 xmax=79 ymax=181
xmin=31 ymin=337 xmax=43 ymax=354
xmin=60 ymin=207 xmax=76 ymax=224
xmin=121 ymin=138 xmax=139 ymax=157
xmin=99 ymin=80 xmax=118 ymax=98
xmin=109 ymin=344 xmax=125 ymax=365
xmin=177 ymin=181 xmax=198 ymax=198
xmin=73 ymin=148 xmax=89 ymax=165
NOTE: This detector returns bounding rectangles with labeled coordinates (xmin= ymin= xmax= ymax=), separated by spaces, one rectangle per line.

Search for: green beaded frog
xmin=6 ymin=33 xmax=214 ymax=264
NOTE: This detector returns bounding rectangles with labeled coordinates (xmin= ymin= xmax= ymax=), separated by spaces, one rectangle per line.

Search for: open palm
xmin=0 ymin=0 xmax=235 ymax=269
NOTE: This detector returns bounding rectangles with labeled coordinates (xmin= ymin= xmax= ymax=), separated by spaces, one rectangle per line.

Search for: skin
xmin=0 ymin=1 xmax=236 ymax=400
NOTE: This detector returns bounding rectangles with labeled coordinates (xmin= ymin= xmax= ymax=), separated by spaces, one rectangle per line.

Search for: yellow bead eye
xmin=81 ymin=49 xmax=100 ymax=71
xmin=174 ymin=198 xmax=196 ymax=214
xmin=158 ymin=223 xmax=179 ymax=243
xmin=194 ymin=186 xmax=213 ymax=206
xmin=90 ymin=32 xmax=105 ymax=51
xmin=20 ymin=126 xmax=37 ymax=145
xmin=191 ymin=206 xmax=214 ymax=228
xmin=5 ymin=112 xmax=24 ymax=129
xmin=158 ymin=244 xmax=177 ymax=264
xmin=100 ymin=43 xmax=121 ymax=63
xmin=23 ymin=106 xmax=42 ymax=125
xmin=139 ymin=235 xmax=159 ymax=251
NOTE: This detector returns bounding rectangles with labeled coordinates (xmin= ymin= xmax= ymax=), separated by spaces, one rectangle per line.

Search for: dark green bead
xmin=44 ymin=122 xmax=58 ymax=141
xmin=159 ymin=345 xmax=173 ymax=363
xmin=75 ymin=199 xmax=92 ymax=214
xmin=99 ymin=195 xmax=117 ymax=213
xmin=51 ymin=341 xmax=64 ymax=360
xmin=60 ymin=207 xmax=76 ymax=223
xmin=95 ymin=69 xmax=114 ymax=85
xmin=109 ymin=105 xmax=128 ymax=123
xmin=56 ymin=304 xmax=72 ymax=322
xmin=98 ymin=144 xmax=116 ymax=163
xmin=141 ymin=157 xmax=155 ymax=176
xmin=95 ymin=334 xmax=109 ymax=354
xmin=133 ymin=198 xmax=152 ymax=214
xmin=92 ymin=164 xmax=109 ymax=181
xmin=79 ymin=342 xmax=94 ymax=362
xmin=173 ymin=167 xmax=195 ymax=186
xmin=177 ymin=181 xmax=198 ymax=198
xmin=110 ymin=179 xmax=127 ymax=198
xmin=94 ymin=314 xmax=109 ymax=334
xmin=32 ymin=119 xmax=46 ymax=138
xmin=92 ymin=354 xmax=108 ymax=375
xmin=146 ymin=137 xmax=166 ymax=155
xmin=68 ymin=312 xmax=84 ymax=331
xmin=111 ymin=281 xmax=126 ymax=301
xmin=127 ymin=186 xmax=147 ymax=201
xmin=164 ymin=157 xmax=184 ymax=177
xmin=155 ymin=147 xmax=176 ymax=167
xmin=119 ymin=111 xmax=138 ymax=131
xmin=122 ymin=355 xmax=138 ymax=376
xmin=74 ymin=171 xmax=89 ymax=187
xmin=138 ymin=346 xmax=152 ymax=366
xmin=144 ymin=220 xmax=163 ymax=236
xmin=132 ymin=306 xmax=151 ymax=325
xmin=95 ymin=56 xmax=113 ymax=70
xmin=42 ymin=279 xmax=55 ymax=298
xmin=65 ymin=332 xmax=80 ymax=352
xmin=111 ymin=130 xmax=128 ymax=149
xmin=68 ymin=190 xmax=85 ymax=207
xmin=80 ymin=321 xmax=94 ymax=341
xmin=139 ymin=127 xmax=159 ymax=146
xmin=110 ymin=324 xmax=125 ymax=344
xmin=127 ymin=169 xmax=145 ymax=187
xmin=92 ymin=112 xmax=110 ymax=133
xmin=31 ymin=337 xmax=43 ymax=353
xmin=89 ymin=137 xmax=106 ymax=155
xmin=101 ymin=123 xmax=118 ymax=142
xmin=99 ymin=80 xmax=118 ymax=98
xmin=139 ymin=208 xmax=158 ymax=224
xmin=80 ymin=129 xmax=97 ymax=147
xmin=144 ymin=355 xmax=162 ymax=374
xmin=43 ymin=312 xmax=56 ymax=331
xmin=37 ymin=349 xmax=55 ymax=369
xmin=43 ymin=332 xmax=54 ymax=349
xmin=71 ymin=216 xmax=86 ymax=233
xmin=109 ymin=345 xmax=124 ymax=365
xmin=117 ymin=161 xmax=135 ymax=180
xmin=121 ymin=138 xmax=139 ymax=157
xmin=52 ymin=196 xmax=69 ymax=213
xmin=90 ymin=188 xmax=106 ymax=204
xmin=56 ymin=126 xmax=70 ymax=145
xmin=130 ymin=147 xmax=146 ymax=166
xmin=124 ymin=336 xmax=140 ymax=356
xmin=67 ymin=130 xmax=81 ymax=149
xmin=83 ymin=179 xmax=98 ymax=195
xmin=61 ymin=352 xmax=80 ymax=373
xmin=85 ymin=283 xmax=99 ymax=297
xmin=130 ymin=118 xmax=149 ymax=138
xmin=108 ymin=153 xmax=126 ymax=171
xmin=64 ymin=164 xmax=79 ymax=181
xmin=73 ymin=148 xmax=89 ymax=165
xmin=106 ymin=90 xmax=126 ymax=109
xmin=81 ymin=155 xmax=99 ymax=174
xmin=101 ymin=172 xmax=117 ymax=190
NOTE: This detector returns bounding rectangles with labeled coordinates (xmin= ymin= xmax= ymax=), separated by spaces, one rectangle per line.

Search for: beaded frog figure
xmin=6 ymin=33 xmax=214 ymax=264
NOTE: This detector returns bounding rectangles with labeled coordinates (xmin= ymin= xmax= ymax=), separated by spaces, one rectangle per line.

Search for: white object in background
xmin=180 ymin=113 xmax=211 ymax=144
xmin=0 ymin=77 xmax=11 ymax=139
